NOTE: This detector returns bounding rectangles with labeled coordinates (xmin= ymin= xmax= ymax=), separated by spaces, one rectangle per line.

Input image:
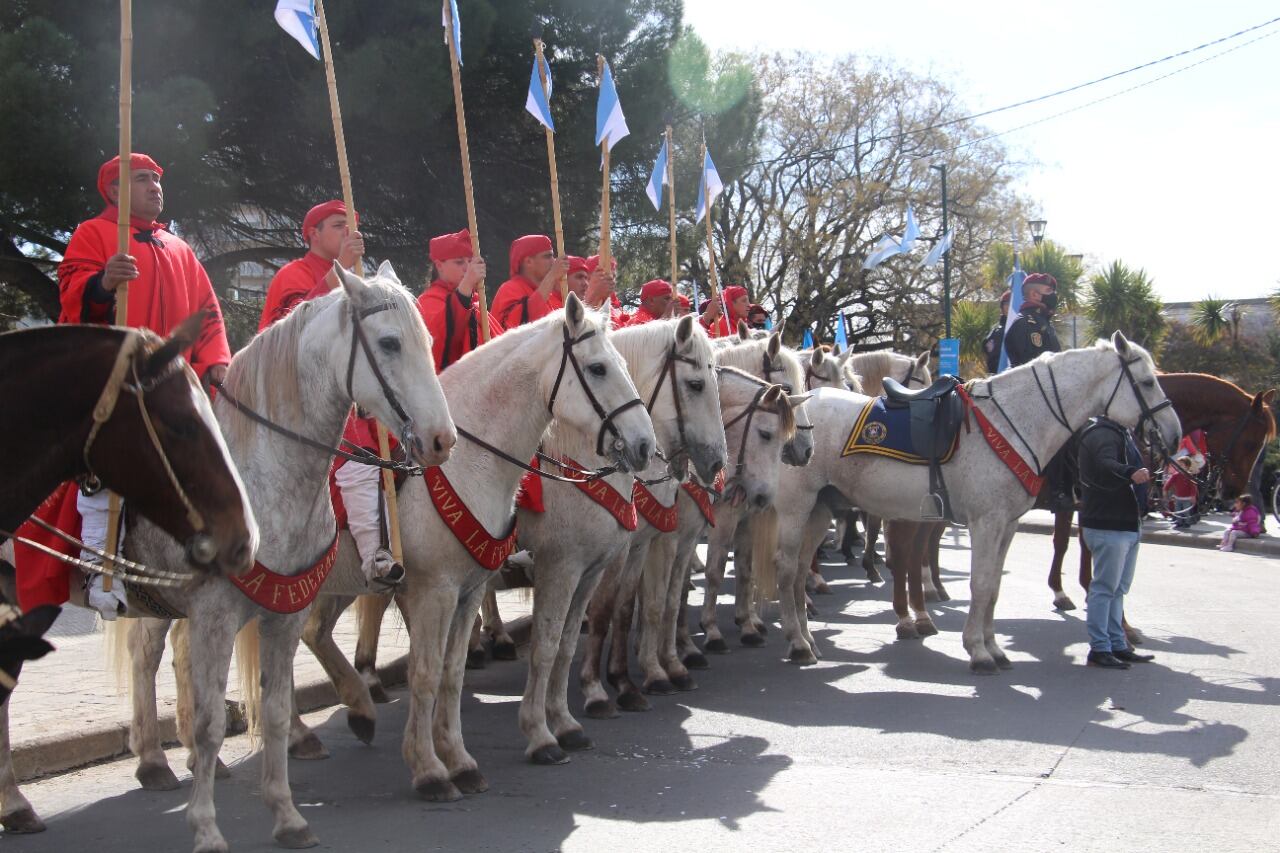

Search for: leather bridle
xmin=1103 ymin=353 xmax=1175 ymax=454
xmin=546 ymin=325 xmax=645 ymax=458
xmin=722 ymin=383 xmax=779 ymax=482
xmin=345 ymin=297 xmax=421 ymax=454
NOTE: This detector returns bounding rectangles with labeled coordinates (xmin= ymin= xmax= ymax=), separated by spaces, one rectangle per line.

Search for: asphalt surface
xmin=8 ymin=529 xmax=1278 ymax=852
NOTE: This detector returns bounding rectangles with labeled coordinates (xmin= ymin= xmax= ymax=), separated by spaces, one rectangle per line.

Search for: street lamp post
xmin=1028 ymin=218 xmax=1047 ymax=247
xmin=932 ymin=163 xmax=952 ymax=337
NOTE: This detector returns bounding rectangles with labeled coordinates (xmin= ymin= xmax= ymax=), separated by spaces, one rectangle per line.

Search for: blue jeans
xmin=1082 ymin=527 xmax=1141 ymax=653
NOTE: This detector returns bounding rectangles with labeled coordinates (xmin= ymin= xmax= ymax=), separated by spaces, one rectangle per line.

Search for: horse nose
xmin=430 ymin=430 xmax=457 ymax=461
xmin=803 ymin=446 xmax=813 ymax=462
xmin=637 ymin=439 xmax=651 ymax=464
xmin=752 ymin=492 xmax=770 ymax=509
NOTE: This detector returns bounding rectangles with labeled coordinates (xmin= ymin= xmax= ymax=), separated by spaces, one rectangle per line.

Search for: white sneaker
xmin=86 ymin=572 xmax=128 ymax=621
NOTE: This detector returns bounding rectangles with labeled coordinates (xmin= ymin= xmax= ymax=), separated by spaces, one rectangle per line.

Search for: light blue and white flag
xmin=275 ymin=0 xmax=321 ymax=60
xmin=646 ymin=137 xmax=669 ymax=211
xmin=595 ymin=59 xmax=629 ymax=151
xmin=442 ymin=0 xmax=462 ymax=65
xmin=695 ymin=148 xmax=723 ymax=224
xmin=802 ymin=328 xmax=815 ymax=349
xmin=862 ymin=234 xmax=902 ymax=270
xmin=899 ymin=204 xmax=920 ymax=254
xmin=525 ymin=54 xmax=554 ymax=130
xmin=920 ymin=229 xmax=954 ymax=268
xmin=833 ymin=310 xmax=848 ymax=350
xmin=997 ymin=252 xmax=1026 ymax=373
xmin=764 ymin=315 xmax=773 ymax=330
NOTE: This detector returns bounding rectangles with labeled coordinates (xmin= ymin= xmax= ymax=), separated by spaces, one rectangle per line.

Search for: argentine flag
xmin=595 ymin=59 xmax=629 ymax=151
xmin=442 ymin=0 xmax=462 ymax=65
xmin=525 ymin=54 xmax=554 ymax=130
xmin=802 ymin=328 xmax=814 ymax=349
xmin=275 ymin=0 xmax=321 ymax=60
xmin=920 ymin=229 xmax=954 ymax=268
xmin=834 ymin=310 xmax=849 ymax=350
xmin=646 ymin=137 xmax=669 ymax=211
xmin=695 ymin=148 xmax=723 ymax=224
xmin=997 ymin=254 xmax=1026 ymax=373
xmin=899 ymin=204 xmax=920 ymax=254
xmin=862 ymin=234 xmax=902 ymax=270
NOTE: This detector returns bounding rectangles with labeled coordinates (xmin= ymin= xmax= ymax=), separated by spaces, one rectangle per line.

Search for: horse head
xmin=718 ymin=371 xmax=801 ymax=510
xmin=1105 ymin=331 xmax=1183 ymax=454
xmin=807 ymin=346 xmax=851 ymax=391
xmin=1222 ymin=387 xmax=1277 ymax=497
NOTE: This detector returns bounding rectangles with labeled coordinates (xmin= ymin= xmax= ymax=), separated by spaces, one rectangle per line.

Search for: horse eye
xmin=686 ymin=379 xmax=704 ymax=393
xmin=780 ymin=384 xmax=794 ymax=394
xmin=757 ymin=430 xmax=773 ymax=442
xmin=161 ymin=415 xmax=198 ymax=440
xmin=1142 ymin=379 xmax=1155 ymax=389
xmin=378 ymin=336 xmax=401 ymax=354
xmin=588 ymin=363 xmax=607 ymax=378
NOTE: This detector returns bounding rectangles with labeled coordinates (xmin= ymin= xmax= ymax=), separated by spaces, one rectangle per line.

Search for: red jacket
xmin=259 ymin=252 xmax=333 ymax=331
xmin=491 ymin=274 xmax=553 ymax=331
xmin=624 ymin=305 xmax=664 ymax=327
xmin=416 ymin=280 xmax=504 ymax=372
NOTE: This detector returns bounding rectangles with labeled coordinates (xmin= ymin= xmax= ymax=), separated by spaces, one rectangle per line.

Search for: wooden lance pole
xmin=443 ymin=0 xmax=492 ymax=344
xmin=700 ymin=140 xmax=720 ymax=305
xmin=103 ymin=0 xmax=134 ymax=588
xmin=666 ymin=123 xmax=677 ymax=291
xmin=596 ymin=55 xmax=612 ymax=275
xmin=533 ymin=37 xmax=567 ymax=303
xmin=314 ymin=0 xmax=403 ymax=566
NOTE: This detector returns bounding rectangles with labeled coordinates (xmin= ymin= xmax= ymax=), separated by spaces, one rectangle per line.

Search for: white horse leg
xmin=607 ymin=573 xmax=649 ymax=713
xmin=400 ymin=585 xmax=458 ymax=801
xmin=964 ymin=520 xmax=1017 ymax=673
xmin=434 ymin=582 xmax=488 ymax=794
xmin=0 ymin=695 xmax=42 ymax=833
xmin=174 ymin=620 xmax=231 ymax=780
xmin=184 ymin=606 xmax=239 ymax=853
xmin=637 ymin=534 xmax=678 ymax=694
xmin=256 ymin=614 xmax=316 ymax=848
xmin=658 ymin=538 xmax=696 ymax=690
xmin=353 ymin=593 xmax=394 ymax=703
xmin=580 ymin=555 xmax=620 ymax=719
xmin=699 ymin=522 xmax=732 ymax=653
xmin=301 ymin=593 xmax=373 ymax=750
xmin=778 ymin=508 xmax=825 ymax=664
xmin=129 ymin=617 xmax=181 ymax=791
xmin=732 ymin=523 xmax=766 ymax=643
xmin=521 ymin=555 xmax=580 ymax=763
xmin=481 ymin=582 xmax=517 ymax=661
xmin=547 ymin=560 xmax=608 ymax=748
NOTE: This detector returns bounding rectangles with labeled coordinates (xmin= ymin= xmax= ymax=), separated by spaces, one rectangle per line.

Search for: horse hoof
xmin=273 ymin=824 xmax=319 ymax=849
xmin=969 ymin=658 xmax=1000 ymax=675
xmin=215 ymin=757 xmax=232 ymax=779
xmin=740 ymin=633 xmax=765 ymax=648
xmin=531 ymin=744 xmax=569 ymax=765
xmin=1 ymin=807 xmax=46 ymax=834
xmin=865 ymin=568 xmax=883 ymax=583
xmin=994 ymin=655 xmax=1014 ymax=670
xmin=584 ymin=699 xmax=618 ymax=720
xmin=1126 ymin=626 xmax=1146 ymax=645
xmin=936 ymin=588 xmax=951 ymax=602
xmin=136 ymin=762 xmax=181 ymax=791
xmin=895 ymin=623 xmax=920 ymax=641
xmin=683 ymin=651 xmax=710 ymax=670
xmin=670 ymin=673 xmax=698 ymax=692
xmin=814 ymin=582 xmax=832 ymax=595
xmin=415 ymin=778 xmax=463 ymax=802
xmin=194 ymin=839 xmax=230 ymax=853
xmin=465 ymin=648 xmax=487 ymax=669
xmin=557 ymin=729 xmax=594 ymax=751
xmin=348 ymin=712 xmax=376 ymax=745
xmin=1053 ymin=596 xmax=1077 ymax=612
xmin=367 ymin=682 xmax=391 ymax=704
xmin=704 ymin=637 xmax=729 ymax=654
xmin=755 ymin=621 xmax=769 ymax=636
xmin=616 ymin=692 xmax=651 ymax=713
xmin=451 ymin=768 xmax=488 ymax=794
xmin=915 ymin=620 xmax=939 ymax=637
xmin=492 ymin=640 xmax=518 ymax=661
xmin=644 ymin=678 xmax=677 ymax=696
xmin=788 ymin=647 xmax=818 ymax=666
xmin=288 ymin=732 xmax=330 ymax=761
xmin=806 ymin=602 xmax=819 ymax=618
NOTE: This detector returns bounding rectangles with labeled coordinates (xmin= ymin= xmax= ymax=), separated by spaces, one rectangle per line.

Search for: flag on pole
xmin=442 ymin=0 xmax=463 ymax=65
xmin=997 ymin=253 xmax=1026 ymax=373
xmin=764 ymin=315 xmax=773 ymax=330
xmin=646 ymin=137 xmax=669 ymax=211
xmin=275 ymin=0 xmax=321 ymax=60
xmin=833 ymin=310 xmax=848 ymax=350
xmin=920 ymin=229 xmax=954 ymax=268
xmin=863 ymin=234 xmax=902 ymax=270
xmin=595 ymin=59 xmax=629 ymax=151
xmin=802 ymin=328 xmax=814 ymax=349
xmin=525 ymin=54 xmax=554 ymax=130
xmin=899 ymin=204 xmax=920 ymax=254
xmin=695 ymin=148 xmax=723 ymax=224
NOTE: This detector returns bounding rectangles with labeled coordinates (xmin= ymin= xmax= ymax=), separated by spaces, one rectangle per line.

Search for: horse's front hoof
xmin=788 ymin=647 xmax=818 ymax=665
xmin=754 ymin=621 xmax=769 ymax=636
xmin=492 ymin=640 xmax=518 ymax=661
xmin=616 ymin=692 xmax=651 ymax=713
xmin=895 ymin=622 xmax=920 ymax=641
xmin=1 ymin=807 xmax=46 ymax=834
xmin=994 ymin=655 xmax=1014 ymax=670
xmin=531 ymin=744 xmax=569 ymax=765
xmin=740 ymin=632 xmax=765 ymax=648
xmin=136 ymin=762 xmax=181 ymax=791
xmin=1053 ymin=595 xmax=1077 ymax=612
xmin=273 ymin=824 xmax=319 ymax=849
xmin=451 ymin=768 xmax=488 ymax=794
xmin=348 ymin=712 xmax=376 ymax=745
xmin=670 ymin=673 xmax=698 ymax=692
xmin=915 ymin=619 xmax=939 ymax=637
xmin=683 ymin=651 xmax=710 ymax=670
xmin=704 ymin=637 xmax=729 ymax=654
xmin=969 ymin=658 xmax=1000 ymax=675
xmin=644 ymin=678 xmax=677 ymax=695
xmin=415 ymin=777 xmax=463 ymax=802
xmin=557 ymin=729 xmax=594 ymax=751
xmin=465 ymin=648 xmax=487 ymax=669
xmin=585 ymin=699 xmax=618 ymax=720
xmin=288 ymin=732 xmax=330 ymax=761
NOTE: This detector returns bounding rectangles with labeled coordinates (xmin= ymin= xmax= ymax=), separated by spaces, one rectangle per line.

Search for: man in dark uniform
xmin=982 ymin=290 xmax=1012 ymax=374
xmin=1004 ymin=272 xmax=1061 ymax=366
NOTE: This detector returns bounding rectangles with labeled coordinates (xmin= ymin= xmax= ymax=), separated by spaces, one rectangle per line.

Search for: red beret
xmin=97 ymin=153 xmax=163 ymax=204
xmin=509 ymin=234 xmax=553 ymax=277
xmin=567 ymin=255 xmax=589 ymax=275
xmin=429 ymin=228 xmax=472 ymax=263
xmin=722 ymin=285 xmax=749 ymax=304
xmin=301 ymin=200 xmax=347 ymax=242
xmin=585 ymin=254 xmax=618 ymax=274
xmin=1024 ymin=272 xmax=1057 ymax=289
xmin=999 ymin=290 xmax=1012 ymax=306
xmin=640 ymin=279 xmax=673 ymax=299
xmin=676 ymin=293 xmax=690 ymax=309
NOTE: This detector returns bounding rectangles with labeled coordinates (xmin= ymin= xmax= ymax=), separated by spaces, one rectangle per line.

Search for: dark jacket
xmin=1078 ymin=417 xmax=1147 ymax=532
xmin=982 ymin=319 xmax=1006 ymax=373
xmin=1004 ymin=307 xmax=1061 ymax=367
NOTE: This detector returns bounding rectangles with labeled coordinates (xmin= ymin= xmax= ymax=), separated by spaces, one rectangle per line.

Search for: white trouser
xmin=334 ymin=462 xmax=390 ymax=576
xmin=76 ymin=489 xmax=129 ymax=619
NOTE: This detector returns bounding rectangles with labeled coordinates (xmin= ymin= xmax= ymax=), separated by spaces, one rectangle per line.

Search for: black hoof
xmin=451 ymin=768 xmax=488 ymax=794
xmin=896 ymin=623 xmax=920 ymax=641
xmin=1053 ymin=598 xmax=1077 ymax=612
xmin=616 ymin=691 xmax=651 ymax=713
xmin=367 ymin=682 xmax=391 ymax=704
xmin=789 ymin=647 xmax=818 ymax=665
xmin=756 ymin=621 xmax=769 ymax=636
xmin=274 ymin=824 xmax=319 ymax=849
xmin=865 ymin=568 xmax=883 ymax=583
xmin=644 ymin=678 xmax=677 ymax=695
xmin=1 ymin=807 xmax=46 ymax=834
xmin=670 ymin=673 xmax=698 ymax=692
xmin=683 ymin=651 xmax=710 ymax=669
xmin=415 ymin=778 xmax=462 ymax=802
xmin=970 ymin=658 xmax=1000 ymax=675
xmin=740 ymin=632 xmax=766 ymax=648
xmin=136 ymin=762 xmax=181 ymax=791
xmin=704 ymin=637 xmax=729 ymax=654
xmin=465 ymin=648 xmax=487 ymax=670
xmin=995 ymin=655 xmax=1014 ymax=670
xmin=584 ymin=699 xmax=618 ymax=719
xmin=348 ymin=713 xmax=376 ymax=745
xmin=491 ymin=640 xmax=518 ymax=661
xmin=530 ymin=743 xmax=569 ymax=765
xmin=557 ymin=729 xmax=594 ymax=751
xmin=289 ymin=731 xmax=330 ymax=761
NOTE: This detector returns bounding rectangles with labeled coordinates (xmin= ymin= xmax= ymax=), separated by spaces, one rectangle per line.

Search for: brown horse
xmin=1048 ymin=374 xmax=1277 ymax=612
xmin=1 ymin=313 xmax=256 ymax=576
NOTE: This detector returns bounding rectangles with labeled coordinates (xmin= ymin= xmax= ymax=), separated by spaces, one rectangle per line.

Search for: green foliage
xmin=1157 ymin=320 xmax=1277 ymax=392
xmin=951 ymin=299 xmax=999 ymax=375
xmin=980 ymin=240 xmax=1084 ymax=309
xmin=1191 ymin=296 xmax=1232 ymax=345
xmin=1083 ymin=260 xmax=1166 ymax=351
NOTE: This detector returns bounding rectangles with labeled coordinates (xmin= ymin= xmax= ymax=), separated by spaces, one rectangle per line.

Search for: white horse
xmin=764 ymin=333 xmax=1181 ymax=669
xmin=287 ymin=295 xmax=656 ymax=799
xmin=125 ymin=263 xmax=456 ymax=853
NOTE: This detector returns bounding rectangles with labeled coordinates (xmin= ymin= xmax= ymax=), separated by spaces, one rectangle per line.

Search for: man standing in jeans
xmin=1077 ymin=415 xmax=1157 ymax=669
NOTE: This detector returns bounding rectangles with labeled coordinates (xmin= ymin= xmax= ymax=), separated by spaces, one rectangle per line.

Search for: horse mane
xmin=847 ymin=350 xmax=916 ymax=395
xmin=715 ymin=337 xmax=806 ymax=395
xmin=610 ymin=318 xmax=714 ymax=401
xmin=717 ymin=364 xmax=797 ymax=441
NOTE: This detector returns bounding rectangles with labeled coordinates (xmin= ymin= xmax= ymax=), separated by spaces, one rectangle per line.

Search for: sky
xmin=682 ymin=0 xmax=1280 ymax=304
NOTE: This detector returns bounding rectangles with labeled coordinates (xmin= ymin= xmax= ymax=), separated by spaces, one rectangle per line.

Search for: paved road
xmin=9 ymin=530 xmax=1278 ymax=852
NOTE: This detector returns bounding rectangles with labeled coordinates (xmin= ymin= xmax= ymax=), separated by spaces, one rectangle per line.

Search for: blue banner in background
xmin=938 ymin=338 xmax=960 ymax=377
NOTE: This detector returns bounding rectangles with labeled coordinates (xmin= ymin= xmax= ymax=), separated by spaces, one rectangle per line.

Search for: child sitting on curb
xmin=1220 ymin=495 xmax=1263 ymax=551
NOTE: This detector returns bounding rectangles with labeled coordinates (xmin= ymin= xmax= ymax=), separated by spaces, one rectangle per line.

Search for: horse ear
xmin=1261 ymin=388 xmax=1277 ymax=405
xmin=564 ymin=291 xmax=587 ymax=335
xmin=335 ymin=262 xmax=369 ymax=303
xmin=786 ymin=392 xmax=812 ymax=408
xmin=675 ymin=314 xmax=695 ymax=349
xmin=146 ymin=310 xmax=205 ymax=377
xmin=810 ymin=347 xmax=826 ymax=367
xmin=1111 ymin=330 xmax=1131 ymax=355
xmin=767 ymin=331 xmax=782 ymax=359
xmin=831 ymin=342 xmax=842 ymax=356
xmin=1253 ymin=389 xmax=1276 ymax=411
xmin=736 ymin=319 xmax=750 ymax=340
xmin=762 ymin=384 xmax=784 ymax=407
xmin=838 ymin=349 xmax=854 ymax=366
xmin=375 ymin=259 xmax=401 ymax=285
xmin=915 ymin=350 xmax=930 ymax=369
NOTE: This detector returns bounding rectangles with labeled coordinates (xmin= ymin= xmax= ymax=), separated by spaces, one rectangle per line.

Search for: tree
xmin=1159 ymin=320 xmax=1278 ymax=392
xmin=951 ymin=299 xmax=999 ymax=376
xmin=1191 ymin=296 xmax=1235 ymax=346
xmin=980 ymin=240 xmax=1085 ymax=310
xmin=1083 ymin=260 xmax=1165 ymax=350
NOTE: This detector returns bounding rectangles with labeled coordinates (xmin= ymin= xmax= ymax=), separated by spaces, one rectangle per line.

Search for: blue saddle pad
xmin=840 ymin=398 xmax=958 ymax=464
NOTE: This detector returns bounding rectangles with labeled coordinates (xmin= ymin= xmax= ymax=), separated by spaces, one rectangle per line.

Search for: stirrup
xmin=919 ymin=493 xmax=945 ymax=521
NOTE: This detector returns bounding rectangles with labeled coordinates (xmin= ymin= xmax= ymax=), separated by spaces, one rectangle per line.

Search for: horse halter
xmin=345 ymin=297 xmax=420 ymax=452
xmin=548 ymin=325 xmax=646 ymax=458
xmin=899 ymin=360 xmax=926 ymax=388
xmin=722 ymin=384 xmax=775 ymax=481
xmin=81 ymin=330 xmax=207 ymax=534
xmin=1103 ymin=352 xmax=1175 ymax=452
xmin=643 ymin=341 xmax=704 ymax=463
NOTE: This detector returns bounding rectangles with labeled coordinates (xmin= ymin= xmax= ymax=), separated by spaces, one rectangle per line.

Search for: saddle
xmin=881 ymin=375 xmax=965 ymax=522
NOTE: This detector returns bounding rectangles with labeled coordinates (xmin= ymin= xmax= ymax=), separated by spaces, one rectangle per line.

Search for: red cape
xmin=491 ymin=275 xmax=553 ymax=331
xmin=624 ymin=306 xmax=664 ymax=327
xmin=417 ymin=280 xmax=503 ymax=372
xmin=259 ymin=252 xmax=332 ymax=331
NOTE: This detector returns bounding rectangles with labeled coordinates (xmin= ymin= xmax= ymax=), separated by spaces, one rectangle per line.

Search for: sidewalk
xmin=9 ymin=590 xmax=533 ymax=782
xmin=1016 ymin=508 xmax=1280 ymax=557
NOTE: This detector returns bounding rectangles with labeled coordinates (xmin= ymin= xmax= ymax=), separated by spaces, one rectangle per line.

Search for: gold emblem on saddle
xmin=1030 ymin=331 xmax=1042 ymax=347
xmin=861 ymin=421 xmax=887 ymax=445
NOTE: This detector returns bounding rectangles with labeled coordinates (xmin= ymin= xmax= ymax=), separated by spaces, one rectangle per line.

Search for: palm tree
xmin=952 ymin=299 xmax=1000 ymax=375
xmin=1084 ymin=260 xmax=1166 ymax=349
xmin=981 ymin=240 xmax=1086 ymax=309
xmin=1191 ymin=296 xmax=1232 ymax=345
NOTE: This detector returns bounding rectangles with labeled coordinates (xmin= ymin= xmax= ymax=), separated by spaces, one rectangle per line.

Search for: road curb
xmin=12 ymin=614 xmax=533 ymax=783
xmin=1016 ymin=519 xmax=1280 ymax=557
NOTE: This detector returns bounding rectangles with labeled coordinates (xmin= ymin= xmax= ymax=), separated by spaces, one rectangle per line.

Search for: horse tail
xmin=750 ymin=506 xmax=780 ymax=606
xmin=234 ymin=617 xmax=262 ymax=742
xmin=104 ymin=618 xmax=132 ymax=694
